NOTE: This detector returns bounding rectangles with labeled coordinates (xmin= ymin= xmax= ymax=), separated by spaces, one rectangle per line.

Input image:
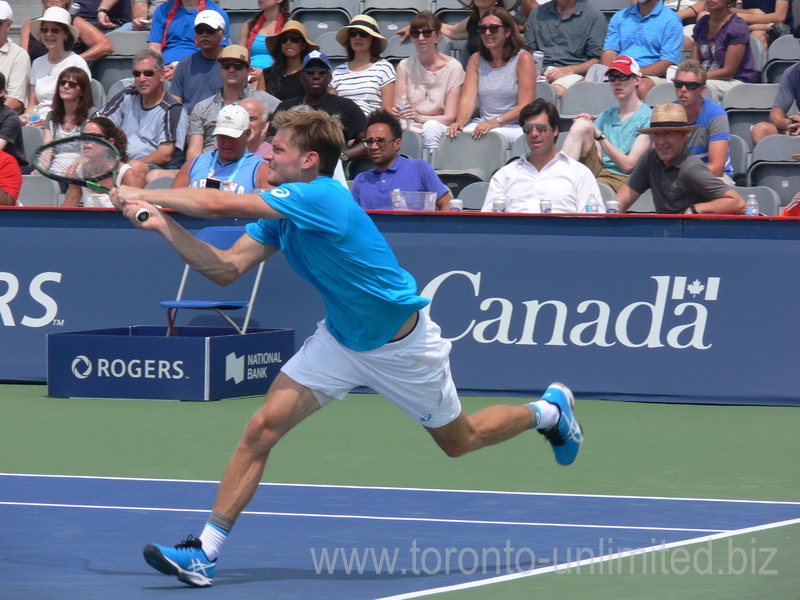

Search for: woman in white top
xmin=446 ymin=7 xmax=535 ymax=148
xmin=43 ymin=66 xmax=93 ymax=144
xmin=332 ymin=15 xmax=395 ymax=116
xmin=63 ymin=117 xmax=143 ymax=208
xmin=23 ymin=7 xmax=91 ymax=124
xmin=393 ymin=11 xmax=465 ymax=149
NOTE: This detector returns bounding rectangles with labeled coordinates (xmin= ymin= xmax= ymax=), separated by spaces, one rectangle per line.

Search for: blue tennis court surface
xmin=3 ymin=474 xmax=799 ymax=600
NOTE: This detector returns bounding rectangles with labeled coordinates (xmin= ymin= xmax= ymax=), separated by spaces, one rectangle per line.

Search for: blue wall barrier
xmin=1 ymin=207 xmax=798 ymax=406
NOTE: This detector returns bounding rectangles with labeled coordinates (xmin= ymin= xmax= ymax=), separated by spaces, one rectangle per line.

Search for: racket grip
xmin=135 ymin=208 xmax=150 ymax=223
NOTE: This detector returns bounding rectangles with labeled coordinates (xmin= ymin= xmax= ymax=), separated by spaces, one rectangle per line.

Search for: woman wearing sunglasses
xmin=332 ymin=15 xmax=396 ymax=116
xmin=23 ymin=7 xmax=91 ymax=125
xmin=690 ymin=0 xmax=758 ymax=102
xmin=63 ymin=116 xmax=143 ymax=208
xmin=393 ymin=11 xmax=465 ymax=149
xmin=446 ymin=7 xmax=535 ymax=147
xmin=259 ymin=20 xmax=319 ymax=101
xmin=43 ymin=67 xmax=93 ymax=145
xmin=239 ymin=0 xmax=290 ymax=83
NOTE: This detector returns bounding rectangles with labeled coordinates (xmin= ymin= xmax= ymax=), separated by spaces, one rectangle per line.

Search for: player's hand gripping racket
xmin=32 ymin=135 xmax=150 ymax=222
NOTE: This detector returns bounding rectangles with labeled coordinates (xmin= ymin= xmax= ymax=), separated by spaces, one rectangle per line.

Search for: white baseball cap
xmin=213 ymin=104 xmax=249 ymax=138
xmin=0 ymin=2 xmax=13 ymax=21
xmin=194 ymin=9 xmax=225 ymax=31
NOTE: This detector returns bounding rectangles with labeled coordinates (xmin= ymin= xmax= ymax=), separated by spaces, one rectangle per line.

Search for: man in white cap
xmin=0 ymin=2 xmax=30 ymax=113
xmin=169 ymin=10 xmax=226 ymax=114
xmin=171 ymin=104 xmax=269 ymax=193
xmin=616 ymin=103 xmax=745 ymax=214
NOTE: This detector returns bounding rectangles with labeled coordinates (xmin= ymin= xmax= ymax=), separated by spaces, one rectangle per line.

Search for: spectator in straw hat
xmin=616 ymin=103 xmax=744 ymax=214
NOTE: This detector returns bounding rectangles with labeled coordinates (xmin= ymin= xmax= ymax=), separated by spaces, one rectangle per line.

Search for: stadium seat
xmin=745 ymin=134 xmax=800 ymax=204
xmin=400 ymin=129 xmax=425 ymax=161
xmin=90 ymin=78 xmax=106 ymax=110
xmin=433 ymin=131 xmax=507 ymax=197
xmin=734 ymin=185 xmax=781 ymax=216
xmin=535 ymin=81 xmax=557 ymax=105
xmin=364 ymin=8 xmax=420 ymax=37
xmin=457 ymin=181 xmax=489 ymax=210
xmin=293 ymin=7 xmax=354 ymax=42
xmin=762 ymin=34 xmax=800 ymax=83
xmin=313 ymin=31 xmax=348 ymax=64
xmin=17 ymin=175 xmax=60 ymax=207
xmin=104 ymin=30 xmax=149 ymax=55
xmin=144 ymin=176 xmax=174 ymax=190
xmin=93 ymin=55 xmax=135 ymax=96
xmin=21 ymin=125 xmax=44 ymax=166
xmin=160 ymin=226 xmax=265 ymax=336
xmin=728 ymin=133 xmax=750 ymax=183
xmin=598 ymin=182 xmax=615 ymax=206
xmin=558 ymin=81 xmax=617 ymax=133
xmin=749 ymin=34 xmax=767 ymax=75
xmin=627 ymin=188 xmax=655 ymax=213
xmin=592 ymin=0 xmax=631 ymax=22
xmin=384 ymin=34 xmax=416 ymax=64
xmin=722 ymin=83 xmax=781 ymax=150
xmin=106 ymin=77 xmax=134 ymax=102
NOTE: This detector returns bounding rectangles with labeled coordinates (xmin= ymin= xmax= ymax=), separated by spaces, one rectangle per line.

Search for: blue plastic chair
xmin=160 ymin=226 xmax=264 ymax=336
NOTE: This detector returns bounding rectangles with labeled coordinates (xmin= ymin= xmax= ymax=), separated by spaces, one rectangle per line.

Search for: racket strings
xmin=34 ymin=137 xmax=119 ymax=183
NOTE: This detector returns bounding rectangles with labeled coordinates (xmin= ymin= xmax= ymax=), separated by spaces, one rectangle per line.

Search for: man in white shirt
xmin=482 ymin=99 xmax=603 ymax=213
xmin=0 ymin=2 xmax=30 ymax=112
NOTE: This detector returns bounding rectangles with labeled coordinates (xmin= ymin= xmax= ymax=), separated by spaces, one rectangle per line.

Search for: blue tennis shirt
xmin=246 ymin=176 xmax=429 ymax=351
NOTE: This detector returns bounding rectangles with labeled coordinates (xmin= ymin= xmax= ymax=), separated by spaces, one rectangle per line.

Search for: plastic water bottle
xmin=492 ymin=194 xmax=506 ymax=212
xmin=584 ymin=193 xmax=600 ymax=213
xmin=69 ymin=2 xmax=80 ymax=15
xmin=606 ymin=198 xmax=620 ymax=214
xmin=539 ymin=198 xmax=552 ymax=213
xmin=745 ymin=194 xmax=759 ymax=216
xmin=399 ymin=94 xmax=409 ymax=130
xmin=391 ymin=188 xmax=408 ymax=210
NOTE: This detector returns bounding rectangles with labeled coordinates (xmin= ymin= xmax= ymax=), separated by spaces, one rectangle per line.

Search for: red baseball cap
xmin=606 ymin=55 xmax=642 ymax=77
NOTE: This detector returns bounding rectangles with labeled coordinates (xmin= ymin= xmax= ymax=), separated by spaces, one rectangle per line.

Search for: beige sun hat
xmin=266 ymin=20 xmax=319 ymax=55
xmin=30 ymin=7 xmax=78 ymax=46
xmin=637 ymin=103 xmax=700 ymax=134
xmin=335 ymin=14 xmax=388 ymax=54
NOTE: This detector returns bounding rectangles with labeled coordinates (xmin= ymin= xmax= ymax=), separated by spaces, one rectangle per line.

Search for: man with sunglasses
xmin=185 ymin=44 xmax=278 ymax=165
xmin=169 ymin=10 xmax=226 ymax=114
xmin=671 ymin=60 xmax=734 ymax=185
xmin=482 ymin=99 xmax=602 ymax=212
xmin=352 ymin=108 xmax=451 ymax=210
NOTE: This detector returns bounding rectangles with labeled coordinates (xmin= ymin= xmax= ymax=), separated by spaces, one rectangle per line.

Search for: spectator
xmin=687 ymin=0 xmax=793 ymax=48
xmin=63 ymin=116 xmax=143 ymax=206
xmin=108 ymin=0 xmax=165 ymax=32
xmin=672 ymin=60 xmax=734 ymax=183
xmin=21 ymin=0 xmax=113 ymax=64
xmin=352 ymin=109 xmax=451 ymax=211
xmin=0 ymin=2 xmax=31 ymax=113
xmin=332 ymin=15 xmax=395 ymax=116
xmin=172 ymin=104 xmax=269 ymax=192
xmin=75 ymin=0 xmax=130 ymax=30
xmin=446 ymin=7 xmax=536 ymax=148
xmin=239 ymin=96 xmax=270 ymax=158
xmin=23 ymin=8 xmax=91 ymax=124
xmin=617 ymin=103 xmax=745 ymax=214
xmin=266 ymin=51 xmax=367 ymax=162
xmin=601 ymin=0 xmax=684 ymax=100
xmin=482 ymin=99 xmax=603 ymax=213
xmin=751 ymin=60 xmax=800 ymax=144
xmin=257 ymin=20 xmax=318 ymax=101
xmin=691 ymin=0 xmax=758 ymax=102
xmin=0 ymin=72 xmax=29 ymax=171
xmin=523 ymin=0 xmax=607 ymax=99
xmin=42 ymin=66 xmax=93 ymax=144
xmin=169 ymin=10 xmax=226 ymax=114
xmin=100 ymin=49 xmax=188 ymax=180
xmin=147 ymin=0 xmax=230 ymax=79
xmin=392 ymin=11 xmax=464 ymax=149
xmin=561 ymin=56 xmax=653 ymax=192
xmin=0 ymin=149 xmax=20 ymax=205
xmin=238 ymin=0 xmax=289 ymax=82
xmin=186 ymin=45 xmax=279 ymax=164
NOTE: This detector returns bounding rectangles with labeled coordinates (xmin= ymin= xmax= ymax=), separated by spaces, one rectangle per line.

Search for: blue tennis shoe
xmin=143 ymin=535 xmax=216 ymax=587
xmin=538 ymin=382 xmax=583 ymax=465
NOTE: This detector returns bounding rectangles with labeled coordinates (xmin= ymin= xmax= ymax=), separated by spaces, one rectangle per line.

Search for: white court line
xmin=373 ymin=517 xmax=800 ymax=600
xmin=0 ymin=501 xmax=724 ymax=534
xmin=2 ymin=473 xmax=798 ymax=506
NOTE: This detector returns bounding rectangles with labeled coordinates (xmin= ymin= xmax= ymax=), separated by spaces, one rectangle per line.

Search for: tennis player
xmin=111 ymin=109 xmax=584 ymax=588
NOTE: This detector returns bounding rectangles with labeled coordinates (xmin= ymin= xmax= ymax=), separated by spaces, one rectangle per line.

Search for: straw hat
xmin=336 ymin=15 xmax=387 ymax=54
xmin=637 ymin=104 xmax=700 ymax=134
xmin=265 ymin=20 xmax=319 ymax=55
xmin=218 ymin=44 xmax=250 ymax=66
xmin=30 ymin=7 xmax=78 ymax=45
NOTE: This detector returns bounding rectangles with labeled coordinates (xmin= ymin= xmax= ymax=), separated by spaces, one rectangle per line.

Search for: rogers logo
xmin=71 ymin=355 xmax=92 ymax=379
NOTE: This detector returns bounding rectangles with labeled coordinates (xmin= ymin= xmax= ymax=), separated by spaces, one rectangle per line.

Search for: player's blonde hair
xmin=272 ymin=110 xmax=345 ymax=177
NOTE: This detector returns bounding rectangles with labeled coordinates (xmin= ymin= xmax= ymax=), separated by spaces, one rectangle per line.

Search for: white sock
xmin=198 ymin=523 xmax=227 ymax=562
xmin=532 ymin=400 xmax=560 ymax=430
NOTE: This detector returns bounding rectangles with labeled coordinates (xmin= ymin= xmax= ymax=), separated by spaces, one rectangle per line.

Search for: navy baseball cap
xmin=302 ymin=50 xmax=332 ymax=71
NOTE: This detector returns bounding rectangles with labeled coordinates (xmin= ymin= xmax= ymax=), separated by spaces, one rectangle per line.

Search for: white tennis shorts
xmin=281 ymin=310 xmax=463 ymax=428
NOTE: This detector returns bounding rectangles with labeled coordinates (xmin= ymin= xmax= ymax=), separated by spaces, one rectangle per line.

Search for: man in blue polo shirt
xmin=601 ymin=0 xmax=683 ymax=100
xmin=352 ymin=109 xmax=451 ymax=210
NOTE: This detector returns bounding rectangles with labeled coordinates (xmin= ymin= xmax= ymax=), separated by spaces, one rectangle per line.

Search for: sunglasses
xmin=673 ymin=79 xmax=702 ymax=90
xmin=477 ymin=24 xmax=508 ymax=34
xmin=522 ymin=124 xmax=550 ymax=135
xmin=40 ymin=26 xmax=65 ymax=34
xmin=348 ymin=29 xmax=372 ymax=39
xmin=58 ymin=79 xmax=80 ymax=89
xmin=606 ymin=73 xmax=634 ymax=82
xmin=409 ymin=28 xmax=436 ymax=38
xmin=194 ymin=24 xmax=220 ymax=35
xmin=302 ymin=67 xmax=330 ymax=77
xmin=279 ymin=33 xmax=303 ymax=44
xmin=220 ymin=61 xmax=248 ymax=71
xmin=132 ymin=69 xmax=158 ymax=78
xmin=362 ymin=137 xmax=398 ymax=148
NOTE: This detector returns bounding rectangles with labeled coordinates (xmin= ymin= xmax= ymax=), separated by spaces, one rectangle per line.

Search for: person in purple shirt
xmin=352 ymin=109 xmax=452 ymax=210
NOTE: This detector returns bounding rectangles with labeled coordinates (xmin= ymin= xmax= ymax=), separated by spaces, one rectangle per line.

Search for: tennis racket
xmin=32 ymin=135 xmax=150 ymax=222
